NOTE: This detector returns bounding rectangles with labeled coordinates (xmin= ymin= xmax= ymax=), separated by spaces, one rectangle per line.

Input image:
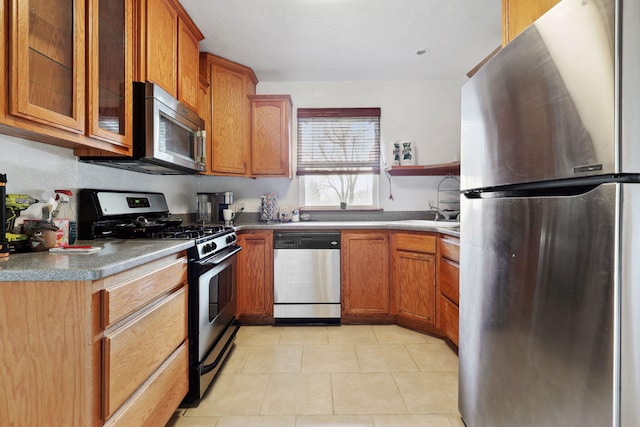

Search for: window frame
xmin=296 ymin=107 xmax=381 ymax=209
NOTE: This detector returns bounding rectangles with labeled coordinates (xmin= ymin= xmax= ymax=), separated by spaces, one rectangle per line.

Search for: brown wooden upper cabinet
xmin=199 ymin=53 xmax=258 ymax=176
xmin=87 ymin=0 xmax=133 ymax=149
xmin=9 ymin=0 xmax=86 ymax=134
xmin=4 ymin=0 xmax=140 ymax=155
xmin=137 ymin=0 xmax=203 ymax=112
xmin=249 ymin=95 xmax=293 ymax=178
xmin=502 ymin=0 xmax=560 ymax=46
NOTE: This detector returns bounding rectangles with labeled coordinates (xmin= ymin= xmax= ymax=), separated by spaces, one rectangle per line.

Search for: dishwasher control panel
xmin=274 ymin=232 xmax=341 ymax=250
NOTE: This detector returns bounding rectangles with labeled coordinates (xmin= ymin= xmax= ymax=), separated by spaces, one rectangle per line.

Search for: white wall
xmin=0 ymin=79 xmax=463 ymax=215
xmin=209 ymin=79 xmax=464 ymax=212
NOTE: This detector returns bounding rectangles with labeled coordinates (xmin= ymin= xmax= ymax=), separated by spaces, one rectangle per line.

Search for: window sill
xmin=300 ymin=207 xmax=383 ymax=213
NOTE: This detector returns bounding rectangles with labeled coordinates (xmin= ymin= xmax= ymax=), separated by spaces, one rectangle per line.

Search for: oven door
xmin=195 ymin=254 xmax=238 ymax=362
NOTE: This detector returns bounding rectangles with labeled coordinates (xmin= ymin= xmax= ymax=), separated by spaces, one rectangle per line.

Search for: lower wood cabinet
xmin=437 ymin=234 xmax=460 ymax=346
xmin=103 ymin=287 xmax=187 ymax=419
xmin=236 ymin=230 xmax=274 ymax=324
xmin=341 ymin=230 xmax=391 ymax=323
xmin=0 ymin=251 xmax=189 ymax=427
xmin=232 ymin=227 xmax=460 ymax=348
xmin=391 ymin=232 xmax=438 ymax=332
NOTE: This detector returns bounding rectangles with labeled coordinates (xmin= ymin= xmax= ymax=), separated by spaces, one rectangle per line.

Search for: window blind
xmin=297 ymin=108 xmax=381 ymax=175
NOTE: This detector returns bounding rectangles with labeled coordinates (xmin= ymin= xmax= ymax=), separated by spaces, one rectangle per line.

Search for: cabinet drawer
xmin=102 ymin=256 xmax=187 ymax=327
xmin=104 ymin=342 xmax=188 ymax=427
xmin=103 ymin=286 xmax=187 ymax=418
xmin=439 ymin=294 xmax=459 ymax=347
xmin=394 ymin=233 xmax=436 ymax=254
xmin=439 ymin=259 xmax=459 ymax=304
xmin=440 ymin=237 xmax=460 ymax=262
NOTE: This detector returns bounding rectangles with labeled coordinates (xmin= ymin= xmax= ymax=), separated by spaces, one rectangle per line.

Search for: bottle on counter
xmin=0 ymin=173 xmax=8 ymax=257
xmin=52 ymin=190 xmax=77 ymax=246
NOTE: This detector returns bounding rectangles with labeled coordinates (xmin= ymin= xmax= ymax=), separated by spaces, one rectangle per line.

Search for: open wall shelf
xmin=386 ymin=161 xmax=460 ymax=176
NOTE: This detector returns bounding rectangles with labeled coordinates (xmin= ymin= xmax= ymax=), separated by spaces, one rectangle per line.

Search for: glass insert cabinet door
xmin=10 ymin=0 xmax=86 ymax=133
xmin=87 ymin=0 xmax=132 ymax=148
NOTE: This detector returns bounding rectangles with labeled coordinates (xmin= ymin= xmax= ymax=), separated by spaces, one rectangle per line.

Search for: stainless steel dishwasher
xmin=273 ymin=232 xmax=341 ymax=324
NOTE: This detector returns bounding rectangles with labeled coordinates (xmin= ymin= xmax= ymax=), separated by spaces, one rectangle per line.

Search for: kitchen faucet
xmin=430 ymin=206 xmax=451 ymax=221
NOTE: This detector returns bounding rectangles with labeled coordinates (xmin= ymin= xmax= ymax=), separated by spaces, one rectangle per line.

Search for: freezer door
xmin=459 ymin=183 xmax=616 ymax=427
xmin=460 ymin=0 xmax=615 ymax=191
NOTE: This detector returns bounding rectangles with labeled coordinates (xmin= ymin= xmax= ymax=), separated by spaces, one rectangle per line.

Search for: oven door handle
xmin=207 ymin=245 xmax=242 ymax=266
xmin=200 ymin=324 xmax=240 ymax=374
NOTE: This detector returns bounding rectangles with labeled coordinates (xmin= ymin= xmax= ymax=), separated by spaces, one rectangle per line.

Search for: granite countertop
xmin=0 ymin=239 xmax=194 ymax=282
xmin=0 ymin=219 xmax=457 ymax=282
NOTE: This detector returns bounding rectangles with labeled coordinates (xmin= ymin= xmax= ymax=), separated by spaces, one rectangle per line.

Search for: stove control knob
xmin=226 ymin=235 xmax=236 ymax=244
xmin=203 ymin=242 xmax=217 ymax=253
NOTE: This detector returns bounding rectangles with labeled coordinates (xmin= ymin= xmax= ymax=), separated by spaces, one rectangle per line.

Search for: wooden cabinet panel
xmin=341 ymin=231 xmax=391 ymax=321
xmin=177 ymin=17 xmax=200 ymax=111
xmin=0 ymin=280 xmax=95 ymax=426
xmin=102 ymin=256 xmax=187 ymax=327
xmin=436 ymin=235 xmax=460 ymax=346
xmin=394 ymin=250 xmax=436 ymax=324
xmin=394 ymin=232 xmax=436 ymax=254
xmin=145 ymin=0 xmax=178 ymax=97
xmin=249 ymin=94 xmax=292 ymax=177
xmin=236 ymin=230 xmax=274 ymax=323
xmin=439 ymin=237 xmax=460 ymax=262
xmin=439 ymin=258 xmax=459 ymax=304
xmin=211 ymin=64 xmax=250 ymax=174
xmin=10 ymin=0 xmax=85 ymax=132
xmin=103 ymin=286 xmax=187 ymax=418
xmin=502 ymin=0 xmax=560 ymax=46
xmin=200 ymin=53 xmax=258 ymax=176
xmin=439 ymin=294 xmax=459 ymax=346
xmin=104 ymin=342 xmax=188 ymax=427
xmin=391 ymin=232 xmax=438 ymax=330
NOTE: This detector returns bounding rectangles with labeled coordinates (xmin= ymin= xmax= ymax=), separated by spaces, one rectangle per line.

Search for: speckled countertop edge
xmin=0 ymin=239 xmax=194 ymax=282
xmin=235 ymin=220 xmax=461 ymax=237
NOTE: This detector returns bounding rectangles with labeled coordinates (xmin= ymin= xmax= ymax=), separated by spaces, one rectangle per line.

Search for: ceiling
xmin=180 ymin=0 xmax=502 ymax=82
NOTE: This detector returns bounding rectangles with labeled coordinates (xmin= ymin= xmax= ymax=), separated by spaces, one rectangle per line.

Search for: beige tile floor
xmin=168 ymin=324 xmax=463 ymax=427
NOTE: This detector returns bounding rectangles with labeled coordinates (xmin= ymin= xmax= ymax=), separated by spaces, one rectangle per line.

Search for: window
xmin=297 ymin=108 xmax=381 ymax=208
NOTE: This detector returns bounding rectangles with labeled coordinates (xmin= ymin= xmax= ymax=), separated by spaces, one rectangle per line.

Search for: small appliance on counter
xmin=5 ymin=193 xmax=39 ymax=252
xmin=196 ymin=192 xmax=234 ymax=223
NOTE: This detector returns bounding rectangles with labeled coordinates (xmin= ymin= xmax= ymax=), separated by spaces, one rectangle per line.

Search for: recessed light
xmin=416 ymin=49 xmax=429 ymax=55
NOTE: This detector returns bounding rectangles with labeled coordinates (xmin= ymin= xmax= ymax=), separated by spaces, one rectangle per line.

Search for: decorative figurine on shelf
xmin=392 ymin=142 xmax=401 ymax=166
xmin=401 ymin=142 xmax=416 ymax=165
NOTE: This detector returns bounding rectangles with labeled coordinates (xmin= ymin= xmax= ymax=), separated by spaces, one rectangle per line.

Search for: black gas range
xmin=78 ymin=189 xmax=241 ymax=404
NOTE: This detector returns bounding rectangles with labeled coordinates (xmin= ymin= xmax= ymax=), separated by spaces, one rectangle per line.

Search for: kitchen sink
xmin=394 ymin=219 xmax=461 ymax=228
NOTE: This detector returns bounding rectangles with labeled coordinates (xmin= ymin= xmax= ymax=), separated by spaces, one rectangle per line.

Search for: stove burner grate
xmin=151 ymin=225 xmax=232 ymax=240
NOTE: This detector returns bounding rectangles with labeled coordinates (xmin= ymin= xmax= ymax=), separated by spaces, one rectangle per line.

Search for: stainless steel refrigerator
xmin=459 ymin=0 xmax=640 ymax=426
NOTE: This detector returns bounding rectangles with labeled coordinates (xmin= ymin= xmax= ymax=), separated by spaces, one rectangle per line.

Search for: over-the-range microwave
xmin=80 ymin=82 xmax=206 ymax=175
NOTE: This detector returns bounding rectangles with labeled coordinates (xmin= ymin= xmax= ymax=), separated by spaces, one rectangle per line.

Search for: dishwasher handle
xmin=274 ymin=232 xmax=341 ymax=249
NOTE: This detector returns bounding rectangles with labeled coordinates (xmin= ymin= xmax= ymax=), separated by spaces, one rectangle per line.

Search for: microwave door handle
xmin=196 ymin=130 xmax=206 ymax=166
